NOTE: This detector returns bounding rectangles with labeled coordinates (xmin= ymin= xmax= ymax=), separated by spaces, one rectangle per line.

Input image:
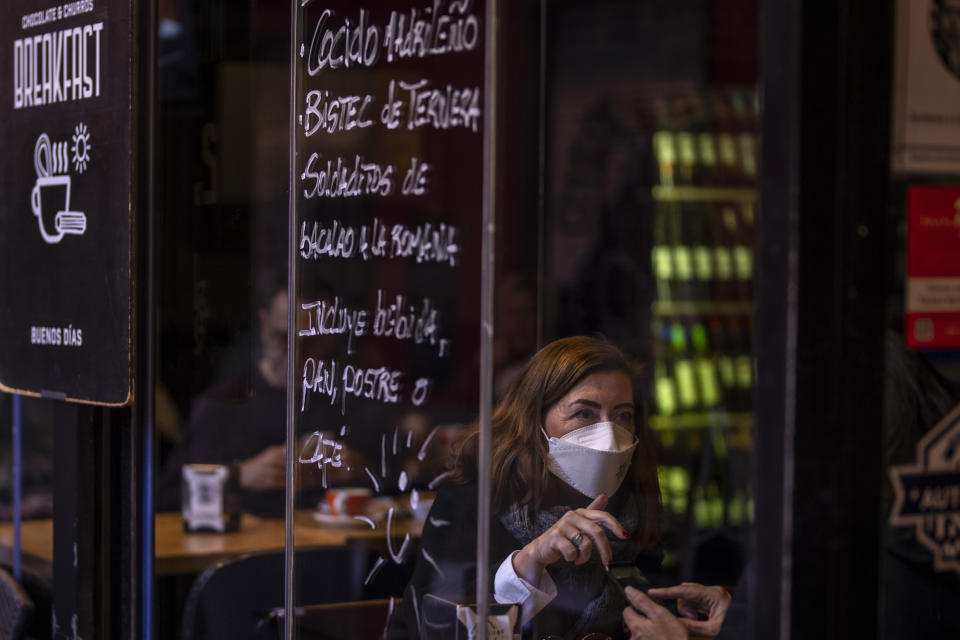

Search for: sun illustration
xmin=71 ymin=122 xmax=91 ymax=174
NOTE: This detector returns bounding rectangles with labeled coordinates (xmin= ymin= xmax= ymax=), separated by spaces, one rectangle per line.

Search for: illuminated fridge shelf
xmin=652 ymin=185 xmax=757 ymax=203
xmin=652 ymin=300 xmax=755 ymax=316
xmin=650 ymin=411 xmax=753 ymax=432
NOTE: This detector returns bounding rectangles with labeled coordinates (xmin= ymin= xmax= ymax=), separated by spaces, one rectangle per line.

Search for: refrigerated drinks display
xmin=648 ymin=90 xmax=757 ymax=583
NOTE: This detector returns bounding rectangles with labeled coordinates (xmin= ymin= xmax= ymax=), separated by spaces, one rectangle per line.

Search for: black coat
xmin=389 ymin=482 xmax=662 ymax=640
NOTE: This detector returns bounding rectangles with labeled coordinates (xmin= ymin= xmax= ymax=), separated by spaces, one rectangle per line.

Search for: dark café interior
xmin=0 ymin=0 xmax=959 ymax=639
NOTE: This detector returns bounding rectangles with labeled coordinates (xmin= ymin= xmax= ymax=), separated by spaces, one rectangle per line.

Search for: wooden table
xmin=0 ymin=518 xmax=53 ymax=580
xmin=0 ymin=511 xmax=423 ymax=576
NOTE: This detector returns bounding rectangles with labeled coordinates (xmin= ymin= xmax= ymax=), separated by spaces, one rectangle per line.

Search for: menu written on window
xmin=292 ymin=0 xmax=484 ymax=549
xmin=0 ymin=0 xmax=133 ymax=405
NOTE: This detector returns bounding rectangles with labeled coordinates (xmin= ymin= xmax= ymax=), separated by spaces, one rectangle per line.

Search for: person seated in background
xmin=158 ymin=274 xmax=363 ymax=516
xmin=390 ymin=336 xmax=729 ymax=640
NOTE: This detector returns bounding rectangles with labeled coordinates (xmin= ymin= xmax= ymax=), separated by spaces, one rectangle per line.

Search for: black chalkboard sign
xmin=292 ymin=0 xmax=485 ymax=494
xmin=0 ymin=0 xmax=133 ymax=405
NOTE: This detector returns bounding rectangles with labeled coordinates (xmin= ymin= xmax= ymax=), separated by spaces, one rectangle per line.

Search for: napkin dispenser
xmin=421 ymin=594 xmax=519 ymax=640
xmin=181 ymin=463 xmax=240 ymax=532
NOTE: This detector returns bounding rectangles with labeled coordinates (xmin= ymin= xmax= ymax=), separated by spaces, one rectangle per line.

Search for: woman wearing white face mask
xmin=390 ymin=336 xmax=701 ymax=640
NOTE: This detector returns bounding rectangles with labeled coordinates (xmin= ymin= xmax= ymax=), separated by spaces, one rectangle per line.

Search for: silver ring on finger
xmin=569 ymin=531 xmax=584 ymax=548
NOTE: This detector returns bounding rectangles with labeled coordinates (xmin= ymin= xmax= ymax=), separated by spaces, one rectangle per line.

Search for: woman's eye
xmin=617 ymin=412 xmax=634 ymax=423
xmin=572 ymin=409 xmax=595 ymax=421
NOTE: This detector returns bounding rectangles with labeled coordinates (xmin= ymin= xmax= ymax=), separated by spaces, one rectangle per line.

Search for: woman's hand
xmin=511 ymin=493 xmax=628 ymax=587
xmin=623 ymin=586 xmax=689 ymax=640
xmin=647 ymin=583 xmax=731 ymax=638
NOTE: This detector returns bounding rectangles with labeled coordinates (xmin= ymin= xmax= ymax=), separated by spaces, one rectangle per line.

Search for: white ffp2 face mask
xmin=542 ymin=421 xmax=638 ymax=499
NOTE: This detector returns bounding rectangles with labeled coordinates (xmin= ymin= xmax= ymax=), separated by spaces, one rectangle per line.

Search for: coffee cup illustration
xmin=31 ymin=133 xmax=87 ymax=244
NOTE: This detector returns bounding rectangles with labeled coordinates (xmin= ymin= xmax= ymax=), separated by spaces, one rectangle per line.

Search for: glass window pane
xmin=538 ymin=1 xmax=757 ymax=636
xmin=152 ymin=1 xmax=760 ymax=637
xmin=290 ymin=2 xmax=488 ymax=638
xmin=154 ymin=1 xmax=294 ymax=637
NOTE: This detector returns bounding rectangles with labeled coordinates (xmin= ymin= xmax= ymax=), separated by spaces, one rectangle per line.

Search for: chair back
xmin=0 ymin=567 xmax=34 ymax=640
xmin=181 ymin=545 xmax=378 ymax=640
xmin=287 ymin=598 xmax=397 ymax=640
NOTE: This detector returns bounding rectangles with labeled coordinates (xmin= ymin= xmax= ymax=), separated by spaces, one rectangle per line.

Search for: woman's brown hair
xmin=451 ymin=335 xmax=661 ymax=545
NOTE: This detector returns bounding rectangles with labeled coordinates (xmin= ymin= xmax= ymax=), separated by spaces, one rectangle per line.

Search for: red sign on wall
xmin=906 ymin=185 xmax=960 ymax=348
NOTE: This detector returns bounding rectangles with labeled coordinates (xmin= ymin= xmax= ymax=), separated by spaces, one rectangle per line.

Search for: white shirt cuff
xmin=493 ymin=551 xmax=557 ymax=625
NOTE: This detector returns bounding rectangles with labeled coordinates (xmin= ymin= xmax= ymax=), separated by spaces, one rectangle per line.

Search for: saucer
xmin=311 ymin=512 xmax=377 ymax=528
xmin=311 ymin=497 xmax=395 ymax=528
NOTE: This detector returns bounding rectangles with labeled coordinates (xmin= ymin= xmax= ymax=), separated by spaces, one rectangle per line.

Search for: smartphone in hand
xmin=607 ymin=562 xmax=651 ymax=594
xmin=605 ymin=563 xmax=678 ymax=615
